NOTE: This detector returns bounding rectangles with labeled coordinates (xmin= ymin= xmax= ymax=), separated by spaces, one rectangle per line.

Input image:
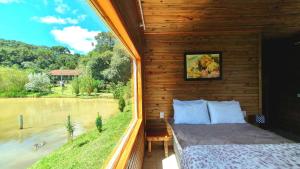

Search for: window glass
xmin=0 ymin=1 xmax=135 ymax=169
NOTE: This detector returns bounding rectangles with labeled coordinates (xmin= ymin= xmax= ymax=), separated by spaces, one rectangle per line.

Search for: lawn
xmin=29 ymin=110 xmax=132 ymax=169
xmin=2 ymin=84 xmax=114 ymax=99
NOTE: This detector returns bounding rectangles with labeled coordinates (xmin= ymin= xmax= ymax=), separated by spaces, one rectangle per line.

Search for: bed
xmin=170 ymin=122 xmax=300 ymax=169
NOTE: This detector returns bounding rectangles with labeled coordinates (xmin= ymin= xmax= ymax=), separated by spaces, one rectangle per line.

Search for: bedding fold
xmin=171 ymin=123 xmax=292 ymax=149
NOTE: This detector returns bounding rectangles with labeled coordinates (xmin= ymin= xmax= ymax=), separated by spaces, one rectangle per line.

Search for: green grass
xmin=46 ymin=85 xmax=113 ymax=98
xmin=29 ymin=110 xmax=132 ymax=169
xmin=0 ymin=84 xmax=113 ymax=99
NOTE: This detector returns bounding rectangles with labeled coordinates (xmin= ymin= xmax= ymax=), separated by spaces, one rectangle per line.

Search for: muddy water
xmin=0 ymin=98 xmax=118 ymax=169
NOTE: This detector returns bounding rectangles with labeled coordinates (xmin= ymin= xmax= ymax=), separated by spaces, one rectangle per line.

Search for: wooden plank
xmin=140 ymin=0 xmax=300 ymax=37
xmin=143 ymin=33 xmax=260 ymax=120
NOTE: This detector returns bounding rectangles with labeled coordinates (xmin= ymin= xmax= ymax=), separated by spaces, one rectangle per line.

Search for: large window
xmin=0 ymin=1 xmax=137 ymax=169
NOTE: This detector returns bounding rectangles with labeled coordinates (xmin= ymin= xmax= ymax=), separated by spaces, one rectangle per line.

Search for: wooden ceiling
xmin=141 ymin=0 xmax=300 ymax=38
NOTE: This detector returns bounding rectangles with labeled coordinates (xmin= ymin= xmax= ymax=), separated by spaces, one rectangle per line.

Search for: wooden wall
xmin=141 ymin=0 xmax=300 ymax=38
xmin=144 ymin=33 xmax=261 ymax=119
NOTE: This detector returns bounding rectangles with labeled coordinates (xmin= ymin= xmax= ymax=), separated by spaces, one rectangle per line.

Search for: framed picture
xmin=184 ymin=51 xmax=222 ymax=80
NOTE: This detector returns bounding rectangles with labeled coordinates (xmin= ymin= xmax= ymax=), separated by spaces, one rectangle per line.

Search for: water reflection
xmin=0 ymin=98 xmax=118 ymax=169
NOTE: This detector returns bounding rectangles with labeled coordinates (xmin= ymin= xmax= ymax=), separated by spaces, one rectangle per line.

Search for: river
xmin=0 ymin=98 xmax=118 ymax=169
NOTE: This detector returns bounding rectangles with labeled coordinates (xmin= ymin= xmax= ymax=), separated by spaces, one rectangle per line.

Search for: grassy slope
xmin=29 ymin=111 xmax=131 ymax=169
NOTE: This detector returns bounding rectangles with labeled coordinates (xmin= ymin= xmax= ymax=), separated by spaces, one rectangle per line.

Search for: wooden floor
xmin=143 ymin=144 xmax=179 ymax=169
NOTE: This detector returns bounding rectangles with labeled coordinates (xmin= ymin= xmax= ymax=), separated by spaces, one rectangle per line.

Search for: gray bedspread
xmin=181 ymin=144 xmax=300 ymax=169
xmin=171 ymin=123 xmax=299 ymax=169
xmin=172 ymin=123 xmax=292 ymax=148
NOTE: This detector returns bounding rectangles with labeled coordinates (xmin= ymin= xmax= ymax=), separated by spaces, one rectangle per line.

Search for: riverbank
xmin=29 ymin=110 xmax=132 ymax=169
xmin=0 ymin=84 xmax=114 ymax=99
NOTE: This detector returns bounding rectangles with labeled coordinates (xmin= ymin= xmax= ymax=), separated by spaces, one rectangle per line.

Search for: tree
xmin=25 ymin=73 xmax=51 ymax=93
xmin=66 ymin=115 xmax=74 ymax=140
xmin=0 ymin=39 xmax=80 ymax=71
xmin=95 ymin=113 xmax=102 ymax=133
xmin=79 ymin=75 xmax=98 ymax=95
xmin=34 ymin=48 xmax=55 ymax=70
xmin=94 ymin=32 xmax=115 ymax=52
xmin=118 ymin=97 xmax=125 ymax=112
xmin=0 ymin=67 xmax=28 ymax=95
xmin=56 ymin=54 xmax=79 ymax=69
xmin=87 ymin=51 xmax=112 ymax=80
xmin=51 ymin=46 xmax=70 ymax=55
xmin=102 ymin=43 xmax=131 ymax=83
xmin=71 ymin=77 xmax=80 ymax=95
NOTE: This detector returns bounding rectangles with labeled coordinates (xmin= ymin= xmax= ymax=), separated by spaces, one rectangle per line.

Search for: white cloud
xmin=32 ymin=16 xmax=79 ymax=25
xmin=0 ymin=0 xmax=19 ymax=4
xmin=51 ymin=26 xmax=100 ymax=53
xmin=54 ymin=0 xmax=70 ymax=14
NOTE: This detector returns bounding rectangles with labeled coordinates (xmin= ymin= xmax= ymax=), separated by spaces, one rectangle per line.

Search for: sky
xmin=0 ymin=0 xmax=109 ymax=54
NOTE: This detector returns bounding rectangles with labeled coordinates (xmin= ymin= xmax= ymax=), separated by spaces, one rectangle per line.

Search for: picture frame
xmin=184 ymin=51 xmax=222 ymax=80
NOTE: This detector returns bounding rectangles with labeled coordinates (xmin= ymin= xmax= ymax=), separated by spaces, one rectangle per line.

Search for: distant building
xmin=49 ymin=69 xmax=81 ymax=83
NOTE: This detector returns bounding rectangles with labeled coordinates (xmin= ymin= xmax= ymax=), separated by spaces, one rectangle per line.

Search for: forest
xmin=0 ymin=32 xmax=132 ymax=104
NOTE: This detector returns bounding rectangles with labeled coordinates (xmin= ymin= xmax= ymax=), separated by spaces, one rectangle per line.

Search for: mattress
xmin=171 ymin=123 xmax=292 ymax=149
xmin=170 ymin=122 xmax=297 ymax=169
xmin=181 ymin=143 xmax=300 ymax=169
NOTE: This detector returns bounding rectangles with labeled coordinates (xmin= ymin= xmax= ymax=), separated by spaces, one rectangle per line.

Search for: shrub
xmin=111 ymin=83 xmax=124 ymax=99
xmin=95 ymin=113 xmax=102 ymax=133
xmin=123 ymin=79 xmax=132 ymax=100
xmin=25 ymin=73 xmax=51 ymax=93
xmin=66 ymin=115 xmax=74 ymax=140
xmin=71 ymin=77 xmax=80 ymax=95
xmin=79 ymin=75 xmax=98 ymax=95
xmin=97 ymin=80 xmax=106 ymax=91
xmin=118 ymin=97 xmax=125 ymax=112
xmin=0 ymin=67 xmax=28 ymax=96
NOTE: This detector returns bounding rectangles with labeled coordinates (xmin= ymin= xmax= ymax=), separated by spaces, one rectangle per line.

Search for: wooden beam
xmin=258 ymin=33 xmax=262 ymax=114
xmin=144 ymin=30 xmax=260 ymax=36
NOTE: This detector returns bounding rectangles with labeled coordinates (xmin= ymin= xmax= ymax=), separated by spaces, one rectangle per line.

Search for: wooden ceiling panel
xmin=141 ymin=0 xmax=300 ymax=37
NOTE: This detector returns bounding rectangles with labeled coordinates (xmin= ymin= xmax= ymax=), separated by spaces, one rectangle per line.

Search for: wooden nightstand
xmin=146 ymin=119 xmax=171 ymax=157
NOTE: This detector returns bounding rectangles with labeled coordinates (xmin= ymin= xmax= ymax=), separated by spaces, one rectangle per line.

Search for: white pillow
xmin=207 ymin=100 xmax=246 ymax=124
xmin=173 ymin=99 xmax=210 ymax=124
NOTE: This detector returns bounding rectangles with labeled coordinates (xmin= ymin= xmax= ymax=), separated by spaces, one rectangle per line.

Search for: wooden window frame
xmin=88 ymin=1 xmax=143 ymax=168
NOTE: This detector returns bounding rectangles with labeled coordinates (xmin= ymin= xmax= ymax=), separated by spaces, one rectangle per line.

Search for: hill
xmin=0 ymin=39 xmax=80 ymax=71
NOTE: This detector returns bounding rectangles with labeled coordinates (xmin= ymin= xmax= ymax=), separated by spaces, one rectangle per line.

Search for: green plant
xmin=111 ymin=83 xmax=124 ymax=99
xmin=101 ymin=43 xmax=131 ymax=83
xmin=71 ymin=77 xmax=80 ymax=95
xmin=118 ymin=97 xmax=125 ymax=112
xmin=79 ymin=75 xmax=98 ymax=96
xmin=96 ymin=80 xmax=106 ymax=91
xmin=0 ymin=67 xmax=28 ymax=96
xmin=66 ymin=115 xmax=75 ymax=140
xmin=95 ymin=113 xmax=102 ymax=133
xmin=25 ymin=73 xmax=51 ymax=93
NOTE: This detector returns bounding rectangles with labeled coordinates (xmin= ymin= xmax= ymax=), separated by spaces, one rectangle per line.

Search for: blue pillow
xmin=207 ymin=101 xmax=246 ymax=124
xmin=173 ymin=99 xmax=210 ymax=124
